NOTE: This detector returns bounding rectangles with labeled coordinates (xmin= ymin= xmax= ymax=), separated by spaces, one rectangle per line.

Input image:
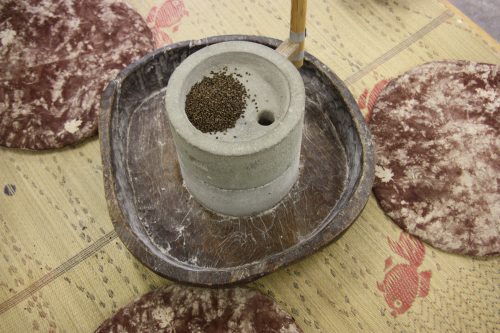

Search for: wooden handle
xmin=290 ymin=0 xmax=307 ymax=67
xmin=276 ymin=0 xmax=307 ymax=68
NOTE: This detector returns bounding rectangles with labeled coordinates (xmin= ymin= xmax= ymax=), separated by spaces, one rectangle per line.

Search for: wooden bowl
xmin=99 ymin=35 xmax=374 ymax=286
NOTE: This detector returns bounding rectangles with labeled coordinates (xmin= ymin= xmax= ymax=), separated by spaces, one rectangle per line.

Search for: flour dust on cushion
xmin=370 ymin=60 xmax=500 ymax=256
xmin=95 ymin=285 xmax=304 ymax=333
xmin=0 ymin=0 xmax=154 ymax=149
xmin=377 ymin=232 xmax=431 ymax=317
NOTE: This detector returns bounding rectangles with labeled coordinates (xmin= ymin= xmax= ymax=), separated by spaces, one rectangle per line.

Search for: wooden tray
xmin=99 ymin=35 xmax=374 ymax=286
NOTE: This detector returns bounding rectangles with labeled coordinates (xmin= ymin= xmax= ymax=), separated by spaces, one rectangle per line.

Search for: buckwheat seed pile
xmin=185 ymin=67 xmax=251 ymax=133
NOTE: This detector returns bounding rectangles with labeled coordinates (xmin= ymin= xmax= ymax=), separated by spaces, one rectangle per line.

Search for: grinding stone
xmin=0 ymin=0 xmax=153 ymax=149
xmin=165 ymin=41 xmax=305 ymax=216
xmin=370 ymin=60 xmax=499 ymax=256
xmin=95 ymin=285 xmax=304 ymax=333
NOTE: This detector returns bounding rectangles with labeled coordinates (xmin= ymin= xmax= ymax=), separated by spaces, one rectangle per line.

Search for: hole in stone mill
xmin=258 ymin=111 xmax=275 ymax=126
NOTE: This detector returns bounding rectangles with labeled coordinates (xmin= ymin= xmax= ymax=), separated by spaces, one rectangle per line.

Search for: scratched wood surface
xmin=0 ymin=0 xmax=498 ymax=332
xmin=100 ymin=35 xmax=374 ymax=286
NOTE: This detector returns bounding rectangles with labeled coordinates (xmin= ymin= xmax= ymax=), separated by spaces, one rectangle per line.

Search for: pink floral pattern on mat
xmin=357 ymin=79 xmax=389 ymax=122
xmin=378 ymin=233 xmax=431 ymax=317
xmin=146 ymin=0 xmax=189 ymax=48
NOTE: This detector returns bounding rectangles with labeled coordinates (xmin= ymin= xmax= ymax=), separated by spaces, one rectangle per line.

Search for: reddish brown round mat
xmin=95 ymin=285 xmax=303 ymax=333
xmin=370 ymin=60 xmax=499 ymax=256
xmin=0 ymin=0 xmax=153 ymax=149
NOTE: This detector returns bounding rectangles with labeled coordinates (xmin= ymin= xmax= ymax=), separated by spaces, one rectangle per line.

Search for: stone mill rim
xmin=164 ymin=41 xmax=306 ymax=157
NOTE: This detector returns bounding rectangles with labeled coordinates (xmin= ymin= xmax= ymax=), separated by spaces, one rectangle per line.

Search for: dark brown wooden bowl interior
xmin=99 ymin=35 xmax=374 ymax=286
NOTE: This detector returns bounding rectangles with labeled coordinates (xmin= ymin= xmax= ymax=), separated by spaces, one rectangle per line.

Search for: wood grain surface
xmin=99 ymin=35 xmax=374 ymax=286
xmin=0 ymin=0 xmax=499 ymax=332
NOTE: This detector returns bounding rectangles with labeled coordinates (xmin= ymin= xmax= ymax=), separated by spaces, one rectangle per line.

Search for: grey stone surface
xmin=450 ymin=0 xmax=499 ymax=41
xmin=165 ymin=41 xmax=306 ymax=216
xmin=181 ymin=151 xmax=300 ymax=216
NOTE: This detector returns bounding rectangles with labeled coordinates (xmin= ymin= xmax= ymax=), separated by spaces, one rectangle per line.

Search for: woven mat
xmin=0 ymin=0 xmax=499 ymax=332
